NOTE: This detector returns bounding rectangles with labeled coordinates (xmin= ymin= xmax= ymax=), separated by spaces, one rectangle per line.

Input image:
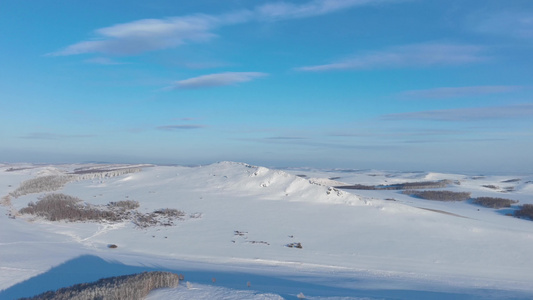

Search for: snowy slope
xmin=1 ymin=162 xmax=533 ymax=299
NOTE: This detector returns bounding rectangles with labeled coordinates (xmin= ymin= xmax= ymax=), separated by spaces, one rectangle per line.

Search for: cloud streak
xmin=84 ymin=57 xmax=127 ymax=65
xmin=399 ymin=85 xmax=523 ymax=99
xmin=49 ymin=0 xmax=402 ymax=56
xmin=297 ymin=43 xmax=488 ymax=71
xmin=20 ymin=132 xmax=96 ymax=140
xmin=156 ymin=125 xmax=206 ymax=130
xmin=382 ymin=104 xmax=533 ymax=122
xmin=470 ymin=11 xmax=533 ymax=39
xmin=256 ymin=0 xmax=400 ymax=20
xmin=169 ymin=72 xmax=267 ymax=89
xmin=265 ymin=136 xmax=307 ymax=140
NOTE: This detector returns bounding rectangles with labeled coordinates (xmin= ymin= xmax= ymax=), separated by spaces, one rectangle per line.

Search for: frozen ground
xmin=1 ymin=162 xmax=532 ymax=299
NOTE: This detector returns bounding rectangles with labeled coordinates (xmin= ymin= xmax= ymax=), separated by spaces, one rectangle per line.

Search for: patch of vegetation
xmin=338 ymin=184 xmax=376 ymax=190
xmin=18 ymin=193 xmax=194 ymax=228
xmin=10 ymin=167 xmax=144 ymax=198
xmin=153 ymin=208 xmax=185 ymax=218
xmin=501 ymin=178 xmax=521 ymax=183
xmin=19 ymin=194 xmax=118 ymax=222
xmin=286 ymin=242 xmax=303 ymax=249
xmin=503 ymin=186 xmax=515 ymax=192
xmin=107 ymin=200 xmax=140 ymax=210
xmin=402 ymin=190 xmax=471 ymax=201
xmin=472 ymin=197 xmax=519 ymax=209
xmin=21 ymin=271 xmax=180 ymax=300
xmin=132 ymin=208 xmax=187 ymax=228
xmin=482 ymin=185 xmax=499 ymax=190
xmin=515 ymin=204 xmax=533 ymax=220
xmin=337 ymin=180 xmax=451 ymax=190
xmin=5 ymin=167 xmax=34 ymax=172
xmin=71 ymin=166 xmax=142 ymax=176
xmin=10 ymin=175 xmax=76 ymax=198
xmin=247 ymin=240 xmax=270 ymax=245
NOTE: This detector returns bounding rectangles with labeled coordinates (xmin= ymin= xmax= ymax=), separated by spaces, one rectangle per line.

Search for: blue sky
xmin=1 ymin=0 xmax=532 ymax=173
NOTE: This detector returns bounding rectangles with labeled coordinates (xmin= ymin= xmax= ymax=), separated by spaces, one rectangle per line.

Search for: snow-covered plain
xmin=1 ymin=162 xmax=533 ymax=299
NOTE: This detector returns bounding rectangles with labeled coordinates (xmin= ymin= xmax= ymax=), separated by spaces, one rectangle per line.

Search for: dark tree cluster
xmin=515 ymin=204 xmax=533 ymax=220
xmin=20 ymin=271 xmax=180 ymax=300
xmin=402 ymin=190 xmax=471 ymax=201
xmin=501 ymin=178 xmax=521 ymax=183
xmin=472 ymin=197 xmax=519 ymax=209
xmin=337 ymin=180 xmax=451 ymax=190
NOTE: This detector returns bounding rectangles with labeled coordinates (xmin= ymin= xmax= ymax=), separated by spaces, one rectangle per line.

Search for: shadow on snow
xmin=1 ymin=255 xmax=532 ymax=300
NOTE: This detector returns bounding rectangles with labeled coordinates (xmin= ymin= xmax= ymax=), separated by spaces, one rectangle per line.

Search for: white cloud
xmin=382 ymin=104 xmax=533 ymax=121
xmin=50 ymin=15 xmax=223 ymax=56
xmin=49 ymin=0 xmax=402 ymax=56
xmin=399 ymin=85 xmax=523 ymax=99
xmin=169 ymin=72 xmax=268 ymax=89
xmin=297 ymin=43 xmax=488 ymax=71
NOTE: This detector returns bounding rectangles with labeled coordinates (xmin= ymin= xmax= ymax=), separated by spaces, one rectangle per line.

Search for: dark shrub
xmin=108 ymin=200 xmax=140 ymax=210
xmin=286 ymin=242 xmax=303 ymax=249
xmin=153 ymin=208 xmax=185 ymax=218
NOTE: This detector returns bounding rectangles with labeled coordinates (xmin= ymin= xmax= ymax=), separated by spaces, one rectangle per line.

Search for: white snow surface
xmin=1 ymin=161 xmax=533 ymax=299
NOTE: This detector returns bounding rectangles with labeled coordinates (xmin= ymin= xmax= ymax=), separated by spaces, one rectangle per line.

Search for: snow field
xmin=1 ymin=162 xmax=533 ymax=299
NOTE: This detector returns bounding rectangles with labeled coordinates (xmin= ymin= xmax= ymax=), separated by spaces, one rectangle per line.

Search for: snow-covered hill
xmin=1 ymin=162 xmax=533 ymax=299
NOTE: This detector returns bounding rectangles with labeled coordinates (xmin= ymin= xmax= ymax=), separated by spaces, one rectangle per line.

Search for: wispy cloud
xmin=49 ymin=15 xmax=227 ymax=56
xmin=20 ymin=132 xmax=96 ymax=140
xmin=256 ymin=0 xmax=401 ymax=20
xmin=168 ymin=72 xmax=267 ymax=89
xmin=49 ymin=0 xmax=403 ymax=56
xmin=265 ymin=136 xmax=307 ymax=140
xmin=173 ymin=117 xmax=197 ymax=121
xmin=382 ymin=104 xmax=533 ymax=122
xmin=470 ymin=11 xmax=533 ymax=39
xmin=156 ymin=125 xmax=206 ymax=130
xmin=297 ymin=43 xmax=488 ymax=71
xmin=238 ymin=137 xmax=395 ymax=150
xmin=84 ymin=57 xmax=127 ymax=65
xmin=399 ymin=85 xmax=523 ymax=99
xmin=329 ymin=129 xmax=465 ymax=137
xmin=402 ymin=138 xmax=506 ymax=144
